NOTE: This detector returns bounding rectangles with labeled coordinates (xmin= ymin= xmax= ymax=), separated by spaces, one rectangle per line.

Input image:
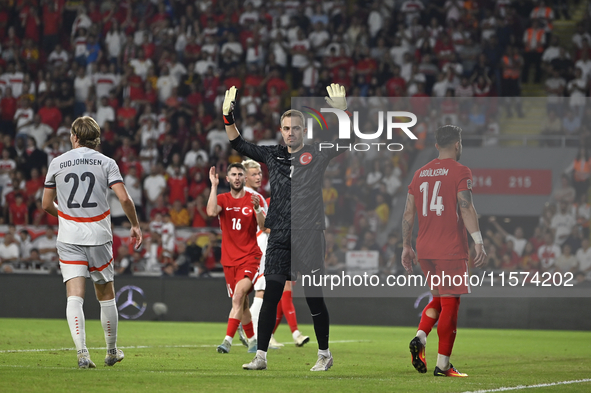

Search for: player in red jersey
xmin=207 ymin=163 xmax=266 ymax=354
xmin=402 ymin=125 xmax=487 ymax=377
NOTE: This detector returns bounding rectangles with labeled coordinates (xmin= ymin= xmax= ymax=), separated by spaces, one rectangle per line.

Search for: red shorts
xmin=223 ymin=258 xmax=260 ymax=298
xmin=419 ymin=259 xmax=470 ymax=295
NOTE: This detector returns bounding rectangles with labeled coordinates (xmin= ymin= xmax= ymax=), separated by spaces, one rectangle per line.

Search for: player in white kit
xmin=42 ymin=116 xmax=142 ymax=369
xmin=240 ymin=159 xmax=269 ymax=344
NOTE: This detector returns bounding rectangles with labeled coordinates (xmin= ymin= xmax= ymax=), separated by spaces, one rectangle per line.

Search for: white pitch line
xmin=0 ymin=340 xmax=369 ymax=354
xmin=461 ymin=378 xmax=591 ymax=393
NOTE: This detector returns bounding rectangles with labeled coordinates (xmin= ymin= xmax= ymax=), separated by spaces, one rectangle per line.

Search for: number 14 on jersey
xmin=420 ymin=181 xmax=444 ymax=216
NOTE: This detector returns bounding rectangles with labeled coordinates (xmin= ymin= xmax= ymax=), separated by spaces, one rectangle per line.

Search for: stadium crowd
xmin=0 ymin=0 xmax=590 ymax=280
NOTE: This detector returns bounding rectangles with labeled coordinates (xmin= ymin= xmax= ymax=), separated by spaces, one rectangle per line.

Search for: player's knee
xmin=425 ymin=308 xmax=440 ymax=319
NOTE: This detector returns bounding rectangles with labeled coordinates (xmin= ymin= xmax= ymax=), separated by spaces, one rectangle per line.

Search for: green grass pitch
xmin=1 ymin=318 xmax=590 ymax=392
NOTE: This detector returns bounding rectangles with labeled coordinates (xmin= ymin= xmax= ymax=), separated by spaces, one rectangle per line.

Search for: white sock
xmin=318 ymin=349 xmax=331 ymax=358
xmin=437 ymin=354 xmax=450 ymax=370
xmin=416 ymin=330 xmax=427 ymax=346
xmin=224 ymin=335 xmax=233 ymax=344
xmin=292 ymin=329 xmax=301 ymax=341
xmin=256 ymin=349 xmax=267 ymax=360
xmin=99 ymin=299 xmax=118 ymax=353
xmin=66 ymin=296 xmax=87 ymax=354
xmin=250 ymin=297 xmax=263 ymax=337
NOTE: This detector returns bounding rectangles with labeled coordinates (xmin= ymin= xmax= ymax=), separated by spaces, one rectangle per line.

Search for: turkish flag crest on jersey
xmin=300 ymin=152 xmax=313 ymax=165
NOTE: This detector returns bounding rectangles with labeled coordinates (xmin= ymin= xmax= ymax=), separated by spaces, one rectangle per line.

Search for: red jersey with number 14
xmin=408 ymin=158 xmax=473 ymax=260
xmin=217 ymin=191 xmax=263 ymax=267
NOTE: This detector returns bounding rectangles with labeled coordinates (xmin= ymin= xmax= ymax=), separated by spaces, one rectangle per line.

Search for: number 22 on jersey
xmin=419 ymin=181 xmax=444 ymax=216
xmin=65 ymin=172 xmax=97 ymax=208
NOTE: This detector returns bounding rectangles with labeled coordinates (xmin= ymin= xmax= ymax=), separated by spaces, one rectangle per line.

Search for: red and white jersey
xmin=8 ymin=72 xmax=24 ymax=97
xmin=244 ymin=186 xmax=268 ymax=243
xmin=93 ymin=72 xmax=118 ymax=100
xmin=408 ymin=158 xmax=472 ymax=260
xmin=0 ymin=158 xmax=16 ymax=187
xmin=45 ymin=147 xmax=124 ymax=246
xmin=217 ymin=191 xmax=263 ymax=267
xmin=161 ymin=221 xmax=176 ymax=253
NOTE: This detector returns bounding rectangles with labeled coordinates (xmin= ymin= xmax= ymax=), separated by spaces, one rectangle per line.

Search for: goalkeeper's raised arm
xmin=222 ymin=86 xmax=241 ymax=141
xmin=223 ymin=85 xmax=269 ymax=163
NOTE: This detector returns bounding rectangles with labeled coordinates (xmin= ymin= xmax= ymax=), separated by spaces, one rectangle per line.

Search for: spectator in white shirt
xmin=34 ymin=226 xmax=58 ymax=266
xmin=168 ymin=53 xmax=187 ymax=83
xmin=538 ymin=232 xmax=561 ymax=272
xmin=551 ymin=201 xmax=577 ymax=245
xmin=0 ymin=232 xmax=19 ymax=273
xmin=309 ymin=22 xmax=330 ymax=57
xmin=367 ymin=3 xmax=384 ymax=39
xmin=245 ymin=38 xmax=265 ymax=66
xmin=220 ymin=33 xmax=244 ymax=64
xmin=184 ymin=140 xmax=209 ymax=168
xmin=156 ymin=66 xmax=178 ymax=103
xmin=572 ymin=24 xmax=591 ymax=49
xmin=73 ymin=67 xmax=93 ymax=114
xmin=71 ymin=6 xmax=92 ymax=37
xmin=194 ymin=54 xmax=217 ymax=76
xmin=489 ymin=216 xmax=528 ymax=256
xmin=400 ymin=0 xmax=425 ymax=26
xmin=143 ymin=164 xmax=167 ymax=217
xmin=130 ymin=48 xmax=154 ymax=80
xmin=105 ymin=20 xmax=125 ymax=62
xmin=206 ymin=120 xmax=230 ymax=155
xmin=139 ymin=138 xmax=159 ymax=175
xmin=93 ymin=63 xmax=118 ymax=100
xmin=6 ymin=63 xmax=24 ymax=98
xmin=575 ymin=50 xmax=591 ymax=82
xmin=48 ymin=44 xmax=70 ymax=69
xmin=576 ymin=238 xmax=591 ymax=280
xmin=239 ymin=3 xmax=259 ymax=26
xmin=14 ymin=97 xmax=34 ymax=133
xmin=124 ymin=165 xmax=144 ymax=220
xmin=96 ymin=96 xmax=115 ymax=127
xmin=20 ymin=114 xmax=53 ymax=149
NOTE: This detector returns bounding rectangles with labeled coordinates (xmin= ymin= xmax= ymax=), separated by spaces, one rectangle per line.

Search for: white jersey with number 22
xmin=44 ymin=147 xmax=124 ymax=246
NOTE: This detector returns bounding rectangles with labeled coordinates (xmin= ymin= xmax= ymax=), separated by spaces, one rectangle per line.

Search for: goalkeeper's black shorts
xmin=264 ymin=229 xmax=326 ymax=280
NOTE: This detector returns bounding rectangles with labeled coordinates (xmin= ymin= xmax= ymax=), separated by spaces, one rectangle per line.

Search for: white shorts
xmin=57 ymin=241 xmax=114 ymax=284
xmin=253 ymin=253 xmax=266 ymax=291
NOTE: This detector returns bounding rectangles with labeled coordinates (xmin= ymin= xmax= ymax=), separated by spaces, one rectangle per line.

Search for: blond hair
xmin=241 ymin=159 xmax=261 ymax=171
xmin=280 ymin=109 xmax=305 ymax=128
xmin=71 ymin=116 xmax=101 ymax=149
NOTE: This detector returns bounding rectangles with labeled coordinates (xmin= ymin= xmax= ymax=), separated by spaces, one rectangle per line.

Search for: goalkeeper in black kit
xmin=222 ymin=83 xmax=348 ymax=371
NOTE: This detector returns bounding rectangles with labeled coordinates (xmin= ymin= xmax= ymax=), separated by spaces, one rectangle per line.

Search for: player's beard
xmin=230 ymin=182 xmax=244 ymax=192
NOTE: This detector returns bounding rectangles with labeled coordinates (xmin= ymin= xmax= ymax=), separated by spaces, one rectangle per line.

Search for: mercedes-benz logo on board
xmin=116 ymin=285 xmax=148 ymax=320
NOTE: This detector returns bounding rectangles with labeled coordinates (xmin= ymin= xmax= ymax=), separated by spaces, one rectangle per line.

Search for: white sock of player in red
xmin=250 ymin=297 xmax=263 ymax=336
xmin=416 ymin=330 xmax=428 ymax=346
xmin=437 ymin=354 xmax=451 ymax=370
xmin=66 ymin=296 xmax=87 ymax=355
xmin=99 ymin=299 xmax=118 ymax=353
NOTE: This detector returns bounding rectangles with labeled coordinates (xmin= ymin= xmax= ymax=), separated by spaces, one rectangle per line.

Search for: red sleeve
xmin=217 ymin=193 xmax=225 ymax=210
xmin=456 ymin=165 xmax=473 ymax=193
xmin=407 ymin=170 xmax=418 ymax=196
